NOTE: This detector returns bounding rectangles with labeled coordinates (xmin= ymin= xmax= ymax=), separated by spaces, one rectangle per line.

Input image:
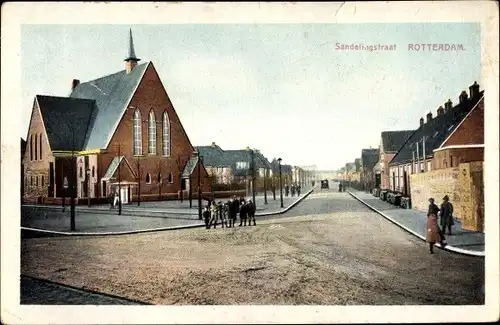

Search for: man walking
xmin=291 ymin=184 xmax=296 ymax=197
xmin=284 ymin=184 xmax=289 ymax=197
xmin=218 ymin=201 xmax=227 ymax=228
xmin=296 ymin=184 xmax=301 ymax=196
xmin=248 ymin=199 xmax=256 ymax=226
xmin=440 ymin=195 xmax=455 ymax=235
xmin=203 ymin=206 xmax=211 ymax=229
xmin=209 ymin=201 xmax=219 ymax=229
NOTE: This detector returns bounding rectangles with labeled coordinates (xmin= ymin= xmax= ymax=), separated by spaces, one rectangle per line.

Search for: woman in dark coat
xmin=426 ymin=198 xmax=447 ymax=254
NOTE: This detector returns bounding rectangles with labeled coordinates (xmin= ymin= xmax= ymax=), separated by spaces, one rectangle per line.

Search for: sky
xmin=20 ymin=23 xmax=480 ymax=170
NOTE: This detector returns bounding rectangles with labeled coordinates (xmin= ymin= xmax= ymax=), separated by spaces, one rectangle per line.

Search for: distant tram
xmin=320 ymin=179 xmax=329 ymax=189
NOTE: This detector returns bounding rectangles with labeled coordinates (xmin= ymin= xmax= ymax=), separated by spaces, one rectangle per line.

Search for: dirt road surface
xmin=21 ymin=190 xmax=484 ymax=305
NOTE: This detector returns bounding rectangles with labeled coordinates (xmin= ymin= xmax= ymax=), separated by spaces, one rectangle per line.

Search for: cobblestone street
xmin=21 ymin=189 xmax=484 ymax=305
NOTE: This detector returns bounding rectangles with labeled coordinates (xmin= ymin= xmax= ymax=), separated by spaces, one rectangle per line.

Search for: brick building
xmin=388 ymin=81 xmax=484 ymax=195
xmin=375 ymin=130 xmax=414 ymax=190
xmin=360 ymin=148 xmax=380 ymax=192
xmin=22 ymin=29 xmax=210 ymax=204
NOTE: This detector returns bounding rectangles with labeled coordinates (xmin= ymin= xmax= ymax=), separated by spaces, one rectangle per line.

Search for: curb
xmin=347 ymin=191 xmax=484 ymax=257
xmin=23 ymin=204 xmax=198 ymax=216
xmin=21 ymin=188 xmax=315 ymax=237
xmin=21 ymin=275 xmax=153 ymax=305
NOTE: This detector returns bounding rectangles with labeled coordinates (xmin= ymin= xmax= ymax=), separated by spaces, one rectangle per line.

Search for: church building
xmin=22 ymin=29 xmax=211 ymax=204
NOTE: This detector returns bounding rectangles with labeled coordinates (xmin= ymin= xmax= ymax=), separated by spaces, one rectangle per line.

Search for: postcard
xmin=1 ymin=2 xmax=499 ymax=324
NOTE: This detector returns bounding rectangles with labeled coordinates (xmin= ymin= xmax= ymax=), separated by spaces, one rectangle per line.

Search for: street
xmin=21 ymin=189 xmax=484 ymax=305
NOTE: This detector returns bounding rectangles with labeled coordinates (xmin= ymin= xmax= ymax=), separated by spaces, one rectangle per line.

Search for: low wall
xmin=24 ymin=190 xmax=247 ymax=205
xmin=409 ymin=161 xmax=484 ymax=231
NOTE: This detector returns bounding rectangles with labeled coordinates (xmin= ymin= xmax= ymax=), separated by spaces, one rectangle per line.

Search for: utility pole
xmin=118 ymin=144 xmax=122 ymax=215
xmin=70 ymin=126 xmax=76 ymax=231
xmin=251 ymin=149 xmax=256 ymax=208
xmin=86 ymin=168 xmax=91 ymax=207
xmin=263 ymin=167 xmax=268 ymax=204
xmin=176 ymin=155 xmax=184 ymax=203
xmin=278 ymin=158 xmax=283 ymax=208
xmin=189 ymin=175 xmax=193 ymax=208
xmin=136 ymin=155 xmax=141 ymax=206
xmin=197 ymin=153 xmax=203 ymax=220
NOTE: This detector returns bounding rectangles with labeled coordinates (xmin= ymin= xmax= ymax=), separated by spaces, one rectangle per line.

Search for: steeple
xmin=124 ymin=28 xmax=140 ymax=74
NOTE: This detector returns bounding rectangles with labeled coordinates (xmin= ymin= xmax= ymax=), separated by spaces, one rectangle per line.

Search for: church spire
xmin=124 ymin=28 xmax=140 ymax=73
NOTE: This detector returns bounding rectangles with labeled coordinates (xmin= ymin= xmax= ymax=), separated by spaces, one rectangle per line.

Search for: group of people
xmin=426 ymin=195 xmax=455 ymax=254
xmin=202 ymin=196 xmax=256 ymax=229
xmin=284 ymin=183 xmax=301 ymax=197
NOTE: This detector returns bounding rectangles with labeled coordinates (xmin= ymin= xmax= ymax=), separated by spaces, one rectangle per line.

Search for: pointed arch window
xmin=148 ymin=110 xmax=157 ymax=154
xmin=39 ymin=133 xmax=42 ymax=159
xmin=30 ymin=135 xmax=33 ymax=161
xmin=146 ymin=172 xmax=151 ymax=184
xmin=92 ymin=166 xmax=95 ymax=178
xmin=168 ymin=172 xmax=173 ymax=183
xmin=162 ymin=111 xmax=171 ymax=157
xmin=133 ymin=109 xmax=142 ymax=155
xmin=34 ymin=134 xmax=38 ymax=160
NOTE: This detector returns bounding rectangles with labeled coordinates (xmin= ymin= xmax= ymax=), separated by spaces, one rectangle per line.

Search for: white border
xmin=2 ymin=2 xmax=499 ymax=324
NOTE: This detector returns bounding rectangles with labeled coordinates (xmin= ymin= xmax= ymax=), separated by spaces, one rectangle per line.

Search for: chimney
xmin=459 ymin=90 xmax=468 ymax=104
xmin=437 ymin=105 xmax=444 ymax=116
xmin=469 ymin=81 xmax=480 ymax=99
xmin=426 ymin=112 xmax=433 ymax=123
xmin=211 ymin=142 xmax=216 ymax=147
xmin=444 ymin=99 xmax=453 ymax=113
xmin=71 ymin=79 xmax=80 ymax=91
xmin=245 ymin=146 xmax=250 ymax=151
xmin=124 ymin=29 xmax=141 ymax=74
xmin=419 ymin=117 xmax=424 ymax=127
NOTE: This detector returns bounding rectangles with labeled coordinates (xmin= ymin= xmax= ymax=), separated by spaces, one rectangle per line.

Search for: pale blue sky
xmin=21 ymin=23 xmax=480 ymax=170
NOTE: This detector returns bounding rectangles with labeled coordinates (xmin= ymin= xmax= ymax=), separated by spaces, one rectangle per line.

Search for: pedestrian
xmin=230 ymin=196 xmax=239 ymax=228
xmin=218 ymin=201 xmax=227 ymax=228
xmin=203 ymin=206 xmax=211 ymax=229
xmin=285 ymin=184 xmax=289 ymax=197
xmin=113 ymin=191 xmax=119 ymax=208
xmin=291 ymin=184 xmax=296 ymax=197
xmin=426 ymin=197 xmax=447 ymax=254
xmin=239 ymin=199 xmax=248 ymax=226
xmin=440 ymin=195 xmax=455 ymax=235
xmin=248 ymin=199 xmax=256 ymax=226
xmin=339 ymin=183 xmax=343 ymax=192
xmin=297 ymin=184 xmax=301 ymax=196
xmin=209 ymin=201 xmax=219 ymax=229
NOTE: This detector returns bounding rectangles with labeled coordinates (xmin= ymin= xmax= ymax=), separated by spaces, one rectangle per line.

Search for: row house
xmin=388 ymin=81 xmax=484 ymax=195
xmin=271 ymin=159 xmax=293 ymax=185
xmin=375 ymin=130 xmax=414 ymax=190
xmin=22 ymin=29 xmax=211 ymax=204
xmin=195 ymin=142 xmax=273 ymax=186
xmin=360 ymin=148 xmax=380 ymax=191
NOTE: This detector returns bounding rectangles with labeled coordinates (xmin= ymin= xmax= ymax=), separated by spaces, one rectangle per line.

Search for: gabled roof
xmin=36 ymin=95 xmax=96 ymax=151
xmin=361 ymin=148 xmax=380 ymax=170
xmin=182 ymin=156 xmax=199 ymax=178
xmin=390 ymin=91 xmax=484 ymax=165
xmin=195 ymin=145 xmax=231 ymax=167
xmin=70 ymin=62 xmax=149 ymax=150
xmin=102 ymin=156 xmax=135 ymax=180
xmin=381 ymin=130 xmax=415 ymax=153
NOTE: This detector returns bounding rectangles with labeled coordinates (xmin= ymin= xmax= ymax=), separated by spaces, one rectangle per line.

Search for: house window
xmin=30 ymin=176 xmax=33 ymax=186
xmin=36 ymin=175 xmax=39 ymax=187
xmin=34 ymin=134 xmax=38 ymax=160
xmin=39 ymin=133 xmax=42 ymax=159
xmin=148 ymin=110 xmax=156 ymax=155
xmin=157 ymin=173 xmax=162 ymax=183
xmin=450 ymin=155 xmax=454 ymax=167
xmin=162 ymin=111 xmax=171 ymax=157
xmin=236 ymin=161 xmax=248 ymax=169
xmin=41 ymin=175 xmax=44 ymax=187
xmin=133 ymin=109 xmax=142 ymax=155
xmin=30 ymin=135 xmax=33 ymax=161
xmin=79 ymin=166 xmax=83 ymax=178
xmin=146 ymin=173 xmax=151 ymax=184
xmin=168 ymin=173 xmax=173 ymax=183
xmin=92 ymin=166 xmax=95 ymax=178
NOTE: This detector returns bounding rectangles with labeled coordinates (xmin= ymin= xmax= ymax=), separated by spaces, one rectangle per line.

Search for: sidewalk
xmin=348 ymin=191 xmax=484 ymax=256
xmin=21 ymin=188 xmax=314 ymax=235
xmin=23 ymin=190 xmax=309 ymax=216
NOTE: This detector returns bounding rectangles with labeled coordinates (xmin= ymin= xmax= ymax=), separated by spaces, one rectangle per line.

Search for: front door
xmin=120 ymin=187 xmax=128 ymax=204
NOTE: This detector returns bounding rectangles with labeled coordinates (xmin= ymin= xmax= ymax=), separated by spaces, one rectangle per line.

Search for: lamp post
xmin=263 ymin=168 xmax=268 ymax=205
xmin=117 ymin=144 xmax=122 ymax=216
xmin=136 ymin=155 xmax=141 ymax=206
xmin=278 ymin=158 xmax=283 ymax=208
xmin=70 ymin=126 xmax=76 ymax=231
xmin=86 ymin=168 xmax=91 ymax=207
xmin=197 ymin=153 xmax=203 ymax=220
xmin=250 ymin=149 xmax=256 ymax=208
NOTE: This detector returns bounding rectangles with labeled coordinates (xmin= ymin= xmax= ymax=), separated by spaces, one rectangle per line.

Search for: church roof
xmin=36 ymin=95 xmax=96 ymax=151
xmin=70 ymin=62 xmax=149 ymax=150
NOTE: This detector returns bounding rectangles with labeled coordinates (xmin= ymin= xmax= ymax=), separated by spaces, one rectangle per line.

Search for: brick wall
xmin=433 ymin=147 xmax=484 ymax=169
xmin=23 ymin=99 xmax=54 ymax=198
xmin=105 ymin=62 xmax=210 ymax=196
xmin=409 ymin=162 xmax=484 ymax=231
